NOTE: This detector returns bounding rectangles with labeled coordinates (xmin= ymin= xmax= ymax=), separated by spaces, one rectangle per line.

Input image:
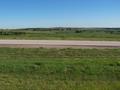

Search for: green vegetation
xmin=0 ymin=48 xmax=120 ymax=90
xmin=0 ymin=28 xmax=120 ymax=40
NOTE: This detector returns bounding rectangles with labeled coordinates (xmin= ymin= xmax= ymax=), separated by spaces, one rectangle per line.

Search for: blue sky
xmin=0 ymin=0 xmax=120 ymax=28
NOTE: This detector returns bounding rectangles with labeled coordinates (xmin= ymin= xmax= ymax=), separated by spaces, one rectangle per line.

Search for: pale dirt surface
xmin=0 ymin=40 xmax=120 ymax=48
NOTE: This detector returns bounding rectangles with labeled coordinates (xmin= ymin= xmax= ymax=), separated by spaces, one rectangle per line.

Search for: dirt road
xmin=0 ymin=40 xmax=120 ymax=48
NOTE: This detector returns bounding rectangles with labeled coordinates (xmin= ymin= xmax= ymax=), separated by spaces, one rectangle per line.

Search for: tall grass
xmin=0 ymin=48 xmax=120 ymax=89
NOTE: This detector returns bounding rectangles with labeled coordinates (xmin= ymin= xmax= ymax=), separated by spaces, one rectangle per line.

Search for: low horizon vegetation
xmin=0 ymin=28 xmax=120 ymax=40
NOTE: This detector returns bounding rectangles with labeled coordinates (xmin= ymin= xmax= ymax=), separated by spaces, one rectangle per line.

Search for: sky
xmin=0 ymin=0 xmax=120 ymax=28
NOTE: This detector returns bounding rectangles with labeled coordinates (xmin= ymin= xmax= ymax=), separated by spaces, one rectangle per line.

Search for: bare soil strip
xmin=0 ymin=40 xmax=120 ymax=48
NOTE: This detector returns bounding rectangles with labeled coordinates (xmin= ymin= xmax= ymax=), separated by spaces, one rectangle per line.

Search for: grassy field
xmin=0 ymin=28 xmax=120 ymax=40
xmin=0 ymin=48 xmax=120 ymax=90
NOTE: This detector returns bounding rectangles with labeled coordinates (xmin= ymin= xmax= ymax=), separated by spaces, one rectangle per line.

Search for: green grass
xmin=0 ymin=29 xmax=120 ymax=40
xmin=0 ymin=48 xmax=120 ymax=90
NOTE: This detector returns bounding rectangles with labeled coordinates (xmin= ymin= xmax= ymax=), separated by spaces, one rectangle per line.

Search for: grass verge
xmin=0 ymin=48 xmax=120 ymax=90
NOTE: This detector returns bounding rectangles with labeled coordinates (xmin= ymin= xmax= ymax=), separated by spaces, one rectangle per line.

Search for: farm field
xmin=0 ymin=28 xmax=120 ymax=41
xmin=1 ymin=0 xmax=120 ymax=90
xmin=0 ymin=48 xmax=120 ymax=90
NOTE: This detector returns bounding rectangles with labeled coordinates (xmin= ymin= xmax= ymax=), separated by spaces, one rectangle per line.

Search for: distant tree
xmin=75 ymin=30 xmax=82 ymax=33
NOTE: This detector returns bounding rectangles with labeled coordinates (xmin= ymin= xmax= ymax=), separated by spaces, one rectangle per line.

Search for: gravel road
xmin=0 ymin=40 xmax=120 ymax=48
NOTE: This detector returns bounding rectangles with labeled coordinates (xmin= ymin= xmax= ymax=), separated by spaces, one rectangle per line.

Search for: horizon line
xmin=1 ymin=27 xmax=120 ymax=29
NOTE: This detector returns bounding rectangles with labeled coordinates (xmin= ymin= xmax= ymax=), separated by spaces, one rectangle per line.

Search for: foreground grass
xmin=0 ymin=48 xmax=120 ymax=90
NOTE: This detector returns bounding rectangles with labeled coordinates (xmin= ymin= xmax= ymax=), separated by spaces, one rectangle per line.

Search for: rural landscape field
xmin=0 ymin=48 xmax=120 ymax=90
xmin=0 ymin=28 xmax=120 ymax=41
xmin=0 ymin=28 xmax=119 ymax=90
xmin=1 ymin=0 xmax=120 ymax=90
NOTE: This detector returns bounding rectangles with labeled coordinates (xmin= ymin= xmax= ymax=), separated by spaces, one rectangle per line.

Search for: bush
xmin=75 ymin=30 xmax=83 ymax=33
xmin=0 ymin=31 xmax=26 ymax=35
